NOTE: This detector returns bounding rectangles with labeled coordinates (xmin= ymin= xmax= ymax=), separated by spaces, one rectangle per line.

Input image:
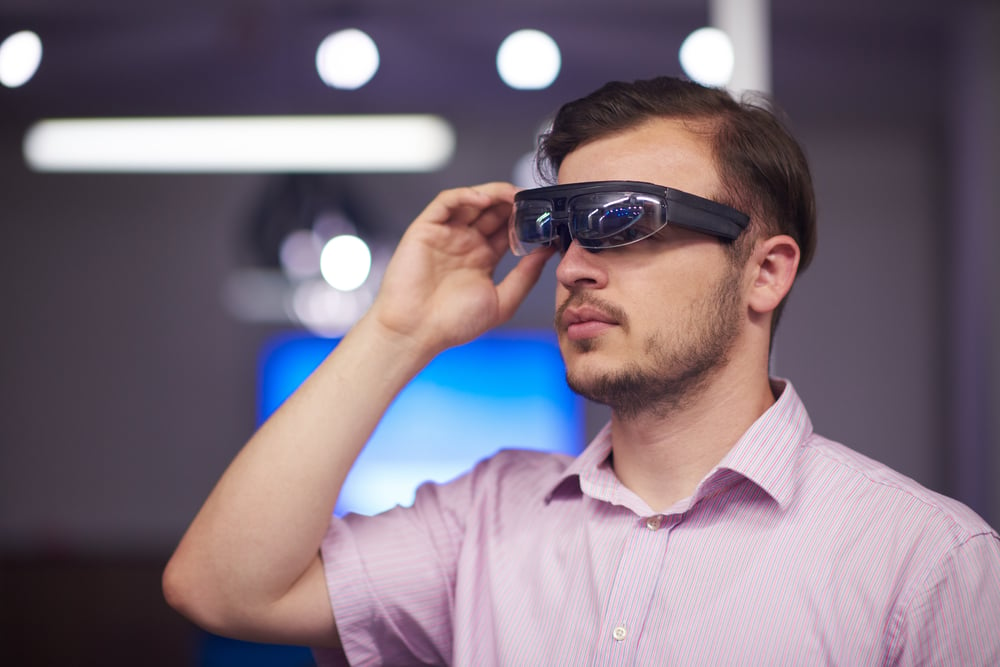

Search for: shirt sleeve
xmin=316 ymin=465 xmax=477 ymax=667
xmin=889 ymin=532 xmax=1000 ymax=665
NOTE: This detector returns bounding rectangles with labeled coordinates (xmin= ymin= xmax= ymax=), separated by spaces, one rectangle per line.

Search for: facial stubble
xmin=561 ymin=265 xmax=744 ymax=419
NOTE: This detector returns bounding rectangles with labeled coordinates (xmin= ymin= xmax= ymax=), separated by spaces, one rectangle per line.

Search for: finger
xmin=473 ymin=200 xmax=515 ymax=239
xmin=484 ymin=216 xmax=515 ymax=258
xmin=416 ymin=183 xmax=516 ymax=228
xmin=455 ymin=183 xmax=516 ymax=230
xmin=494 ymin=248 xmax=556 ymax=323
xmin=416 ymin=188 xmax=490 ymax=227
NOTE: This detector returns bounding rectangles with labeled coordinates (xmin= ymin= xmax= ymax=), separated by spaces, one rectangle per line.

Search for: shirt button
xmin=612 ymin=626 xmax=627 ymax=641
xmin=645 ymin=515 xmax=662 ymax=531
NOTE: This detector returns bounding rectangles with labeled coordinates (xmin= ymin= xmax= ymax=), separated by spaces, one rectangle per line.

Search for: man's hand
xmin=163 ymin=182 xmax=553 ymax=649
xmin=369 ymin=182 xmax=554 ymax=357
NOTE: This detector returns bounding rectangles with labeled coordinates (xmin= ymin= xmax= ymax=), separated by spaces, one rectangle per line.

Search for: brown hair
xmin=538 ymin=77 xmax=817 ymax=337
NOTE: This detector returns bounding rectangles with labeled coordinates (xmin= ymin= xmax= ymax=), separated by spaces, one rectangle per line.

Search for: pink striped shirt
xmin=316 ymin=380 xmax=1000 ymax=666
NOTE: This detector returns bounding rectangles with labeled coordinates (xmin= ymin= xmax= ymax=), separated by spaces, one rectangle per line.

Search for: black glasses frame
xmin=509 ymin=180 xmax=750 ymax=255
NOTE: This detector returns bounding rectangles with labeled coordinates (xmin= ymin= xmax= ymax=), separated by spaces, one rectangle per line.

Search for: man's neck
xmin=608 ymin=362 xmax=776 ymax=513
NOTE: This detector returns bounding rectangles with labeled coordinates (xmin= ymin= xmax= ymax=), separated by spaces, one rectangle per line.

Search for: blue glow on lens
xmin=606 ymin=206 xmax=642 ymax=221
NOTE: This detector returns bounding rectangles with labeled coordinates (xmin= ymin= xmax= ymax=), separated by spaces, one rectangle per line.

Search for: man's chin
xmin=564 ymin=363 xmax=616 ymax=402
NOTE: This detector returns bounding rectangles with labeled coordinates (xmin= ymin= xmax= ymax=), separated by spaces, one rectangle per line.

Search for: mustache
xmin=554 ymin=292 xmax=630 ymax=332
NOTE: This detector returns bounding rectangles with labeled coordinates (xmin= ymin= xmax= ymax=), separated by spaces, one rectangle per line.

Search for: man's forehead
xmin=556 ymin=118 xmax=720 ymax=196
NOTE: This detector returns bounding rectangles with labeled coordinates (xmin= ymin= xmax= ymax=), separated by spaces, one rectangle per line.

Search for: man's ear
xmin=746 ymin=235 xmax=801 ymax=316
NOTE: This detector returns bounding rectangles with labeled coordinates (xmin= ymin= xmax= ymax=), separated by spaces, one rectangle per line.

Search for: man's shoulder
xmin=468 ymin=448 xmax=575 ymax=486
xmin=406 ymin=448 xmax=575 ymax=522
xmin=798 ymin=433 xmax=997 ymax=542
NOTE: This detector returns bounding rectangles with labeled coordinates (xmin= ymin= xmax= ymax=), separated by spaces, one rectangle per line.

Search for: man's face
xmin=553 ymin=117 xmax=748 ymax=417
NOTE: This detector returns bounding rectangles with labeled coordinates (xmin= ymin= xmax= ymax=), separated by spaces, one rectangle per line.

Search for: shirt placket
xmin=593 ymin=512 xmax=675 ymax=666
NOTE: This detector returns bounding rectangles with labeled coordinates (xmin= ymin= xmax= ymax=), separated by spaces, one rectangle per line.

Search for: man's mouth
xmin=558 ymin=302 xmax=621 ymax=341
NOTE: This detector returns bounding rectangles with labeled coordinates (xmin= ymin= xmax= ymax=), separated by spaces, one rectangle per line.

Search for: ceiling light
xmin=320 ymin=234 xmax=372 ymax=291
xmin=23 ymin=115 xmax=455 ymax=173
xmin=316 ymin=29 xmax=380 ymax=90
xmin=0 ymin=30 xmax=43 ymax=88
xmin=497 ymin=29 xmax=561 ymax=90
xmin=679 ymin=27 xmax=735 ymax=88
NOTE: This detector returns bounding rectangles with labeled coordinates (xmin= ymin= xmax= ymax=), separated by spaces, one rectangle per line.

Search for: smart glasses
xmin=508 ymin=180 xmax=750 ymax=256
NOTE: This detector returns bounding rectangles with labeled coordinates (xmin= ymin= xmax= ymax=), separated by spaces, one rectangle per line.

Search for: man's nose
xmin=555 ymin=237 xmax=608 ymax=290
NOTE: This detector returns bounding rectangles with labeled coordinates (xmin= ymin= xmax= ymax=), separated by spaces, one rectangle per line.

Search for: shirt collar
xmin=704 ymin=378 xmax=812 ymax=509
xmin=545 ymin=379 xmax=813 ymax=512
xmin=545 ymin=421 xmax=615 ymax=504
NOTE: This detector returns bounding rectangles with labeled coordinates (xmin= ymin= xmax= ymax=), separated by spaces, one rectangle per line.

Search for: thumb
xmin=494 ymin=249 xmax=556 ymax=323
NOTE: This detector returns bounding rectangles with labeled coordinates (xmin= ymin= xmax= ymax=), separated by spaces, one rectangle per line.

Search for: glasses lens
xmin=510 ymin=199 xmax=557 ymax=255
xmin=570 ymin=193 xmax=666 ymax=249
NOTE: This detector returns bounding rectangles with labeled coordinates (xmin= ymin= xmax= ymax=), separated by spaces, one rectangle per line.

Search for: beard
xmin=560 ymin=264 xmax=744 ymax=419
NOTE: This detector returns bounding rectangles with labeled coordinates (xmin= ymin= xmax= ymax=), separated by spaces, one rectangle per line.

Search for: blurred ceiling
xmin=0 ymin=0 xmax=964 ymax=130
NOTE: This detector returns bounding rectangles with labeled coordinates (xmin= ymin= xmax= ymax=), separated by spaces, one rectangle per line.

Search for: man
xmin=164 ymin=77 xmax=1000 ymax=665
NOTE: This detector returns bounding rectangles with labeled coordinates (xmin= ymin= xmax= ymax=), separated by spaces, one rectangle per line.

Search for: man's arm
xmin=888 ymin=533 xmax=1000 ymax=665
xmin=162 ymin=183 xmax=553 ymax=647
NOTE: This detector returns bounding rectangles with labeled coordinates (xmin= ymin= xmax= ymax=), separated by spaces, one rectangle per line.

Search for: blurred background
xmin=1 ymin=0 xmax=997 ymax=665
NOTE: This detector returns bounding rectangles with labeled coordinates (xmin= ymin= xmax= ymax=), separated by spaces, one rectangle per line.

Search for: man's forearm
xmin=162 ymin=314 xmax=435 ymax=636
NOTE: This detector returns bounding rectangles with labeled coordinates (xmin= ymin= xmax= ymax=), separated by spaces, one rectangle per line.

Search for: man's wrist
xmin=347 ymin=310 xmax=443 ymax=374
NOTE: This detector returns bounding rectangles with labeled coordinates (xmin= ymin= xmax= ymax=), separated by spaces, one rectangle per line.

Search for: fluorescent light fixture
xmin=23 ymin=115 xmax=455 ymax=173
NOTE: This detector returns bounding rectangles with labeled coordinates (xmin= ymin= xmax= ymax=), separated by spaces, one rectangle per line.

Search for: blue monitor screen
xmin=258 ymin=330 xmax=585 ymax=516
